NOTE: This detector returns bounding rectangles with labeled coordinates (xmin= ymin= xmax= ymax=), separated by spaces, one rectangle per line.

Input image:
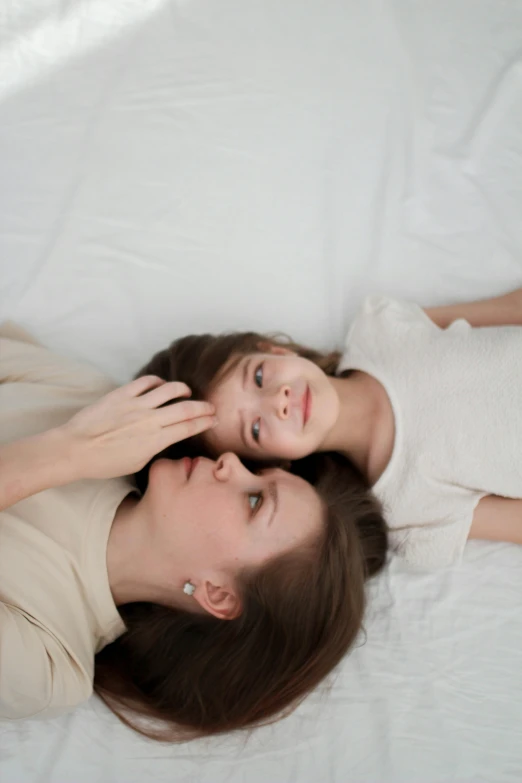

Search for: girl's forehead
xmin=214 ymin=349 xmax=268 ymax=390
xmin=213 ymin=352 xmax=247 ymax=388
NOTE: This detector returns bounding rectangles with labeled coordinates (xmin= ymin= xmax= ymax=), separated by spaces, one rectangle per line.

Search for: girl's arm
xmin=0 ymin=376 xmax=215 ymax=512
xmin=469 ymin=495 xmax=522 ymax=546
xmin=424 ymin=287 xmax=522 ymax=329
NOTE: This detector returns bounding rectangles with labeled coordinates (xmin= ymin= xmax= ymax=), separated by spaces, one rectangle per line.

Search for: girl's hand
xmin=61 ymin=376 xmax=215 ymax=480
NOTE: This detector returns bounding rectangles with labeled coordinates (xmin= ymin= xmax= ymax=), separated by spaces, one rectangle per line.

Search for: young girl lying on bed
xmin=0 ymin=322 xmax=386 ymax=738
xmin=138 ymin=286 xmax=522 ymax=569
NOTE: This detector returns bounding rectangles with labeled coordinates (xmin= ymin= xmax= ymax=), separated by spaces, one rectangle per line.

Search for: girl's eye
xmin=248 ymin=492 xmax=263 ymax=514
xmin=251 ymin=419 xmax=261 ymax=443
xmin=254 ymin=363 xmax=264 ymax=388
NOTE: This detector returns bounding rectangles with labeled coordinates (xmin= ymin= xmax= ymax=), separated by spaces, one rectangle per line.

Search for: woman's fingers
xmin=159 ymin=398 xmax=215 ymax=426
xmin=158 ymin=415 xmax=216 ymax=451
xmin=123 ymin=375 xmax=166 ymax=398
xmin=138 ymin=379 xmax=193 ymax=409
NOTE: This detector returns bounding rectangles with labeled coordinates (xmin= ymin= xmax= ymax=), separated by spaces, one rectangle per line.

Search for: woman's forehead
xmin=275 ymin=473 xmax=324 ymax=539
xmin=274 ymin=468 xmax=318 ymax=503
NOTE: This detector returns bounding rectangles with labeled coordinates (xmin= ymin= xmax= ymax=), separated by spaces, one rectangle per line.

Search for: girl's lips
xmin=302 ymin=385 xmax=311 ymax=425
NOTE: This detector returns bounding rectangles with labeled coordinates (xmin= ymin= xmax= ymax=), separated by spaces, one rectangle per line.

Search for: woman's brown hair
xmin=133 ymin=330 xmax=343 ymax=469
xmin=94 ymin=451 xmax=387 ymax=742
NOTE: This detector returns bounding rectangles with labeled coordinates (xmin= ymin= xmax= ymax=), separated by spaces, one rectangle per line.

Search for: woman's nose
xmin=214 ymin=452 xmax=243 ymax=482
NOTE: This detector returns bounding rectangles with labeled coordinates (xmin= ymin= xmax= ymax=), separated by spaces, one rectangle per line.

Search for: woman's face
xmin=205 ymin=349 xmax=340 ymax=461
xmin=145 ymin=453 xmax=324 ymax=616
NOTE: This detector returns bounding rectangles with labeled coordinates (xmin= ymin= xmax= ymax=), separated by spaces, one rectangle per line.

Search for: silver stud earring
xmin=183 ymin=581 xmax=196 ymax=596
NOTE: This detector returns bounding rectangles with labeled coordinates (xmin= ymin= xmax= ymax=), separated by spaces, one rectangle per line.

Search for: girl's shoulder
xmin=353 ymin=294 xmax=439 ymax=333
xmin=339 ymin=295 xmax=440 ymax=373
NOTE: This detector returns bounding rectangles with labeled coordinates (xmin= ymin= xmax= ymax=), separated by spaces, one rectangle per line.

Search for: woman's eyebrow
xmin=267 ymin=481 xmax=279 ymax=527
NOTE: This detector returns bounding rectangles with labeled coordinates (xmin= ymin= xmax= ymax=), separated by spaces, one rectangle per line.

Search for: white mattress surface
xmin=1 ymin=1 xmax=522 ymax=781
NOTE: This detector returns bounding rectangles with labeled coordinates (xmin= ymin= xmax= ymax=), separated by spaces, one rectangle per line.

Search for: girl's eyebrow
xmin=242 ymin=358 xmax=251 ymax=390
xmin=239 ymin=410 xmax=250 ymax=451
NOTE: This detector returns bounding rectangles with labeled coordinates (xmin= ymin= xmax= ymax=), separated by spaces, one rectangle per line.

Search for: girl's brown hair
xmin=94 ymin=451 xmax=387 ymax=742
xmin=133 ymin=331 xmax=343 ymax=468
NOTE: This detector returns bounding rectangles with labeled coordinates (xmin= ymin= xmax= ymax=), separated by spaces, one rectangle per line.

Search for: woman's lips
xmin=184 ymin=457 xmax=199 ymax=478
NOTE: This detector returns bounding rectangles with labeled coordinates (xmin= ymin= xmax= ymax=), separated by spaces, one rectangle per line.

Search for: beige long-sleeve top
xmin=0 ymin=323 xmax=133 ymax=720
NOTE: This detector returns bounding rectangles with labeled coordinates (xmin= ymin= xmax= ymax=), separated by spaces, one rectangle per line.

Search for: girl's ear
xmin=256 ymin=342 xmax=296 ymax=357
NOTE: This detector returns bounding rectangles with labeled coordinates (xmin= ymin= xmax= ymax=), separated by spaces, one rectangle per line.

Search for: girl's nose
xmin=276 ymin=385 xmax=291 ymax=420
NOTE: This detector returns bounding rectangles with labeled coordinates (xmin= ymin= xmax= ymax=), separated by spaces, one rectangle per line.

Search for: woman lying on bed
xmin=0 ymin=322 xmax=386 ymax=741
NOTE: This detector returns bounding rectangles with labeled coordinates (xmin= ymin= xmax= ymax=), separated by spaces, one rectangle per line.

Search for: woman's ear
xmin=194 ymin=580 xmax=241 ymax=620
xmin=256 ymin=342 xmax=295 ymax=357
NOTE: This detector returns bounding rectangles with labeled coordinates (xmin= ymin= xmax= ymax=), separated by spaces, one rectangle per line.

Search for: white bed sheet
xmin=1 ymin=1 xmax=522 ymax=781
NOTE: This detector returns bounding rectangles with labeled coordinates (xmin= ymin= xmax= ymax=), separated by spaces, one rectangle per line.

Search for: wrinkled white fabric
xmin=1 ymin=0 xmax=522 ymax=781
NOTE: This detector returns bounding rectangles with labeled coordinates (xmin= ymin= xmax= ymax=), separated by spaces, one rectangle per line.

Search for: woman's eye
xmin=248 ymin=492 xmax=263 ymax=513
xmin=251 ymin=419 xmax=261 ymax=443
xmin=254 ymin=363 xmax=264 ymax=388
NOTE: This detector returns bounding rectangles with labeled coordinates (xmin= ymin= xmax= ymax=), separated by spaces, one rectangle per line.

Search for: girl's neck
xmin=322 ymin=371 xmax=394 ymax=485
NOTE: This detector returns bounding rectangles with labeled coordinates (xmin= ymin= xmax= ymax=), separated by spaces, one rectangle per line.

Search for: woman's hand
xmin=61 ymin=375 xmax=216 ymax=480
xmin=0 ymin=377 xmax=214 ymax=511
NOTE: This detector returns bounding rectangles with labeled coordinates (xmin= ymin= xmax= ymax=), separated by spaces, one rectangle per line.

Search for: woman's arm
xmin=424 ymin=287 xmax=522 ymax=329
xmin=469 ymin=495 xmax=522 ymax=546
xmin=0 ymin=603 xmax=93 ymax=720
xmin=0 ymin=429 xmax=77 ymax=512
xmin=0 ymin=375 xmax=216 ymax=511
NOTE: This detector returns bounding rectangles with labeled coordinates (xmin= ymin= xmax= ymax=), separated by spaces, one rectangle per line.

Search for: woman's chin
xmin=149 ymin=458 xmax=184 ymax=491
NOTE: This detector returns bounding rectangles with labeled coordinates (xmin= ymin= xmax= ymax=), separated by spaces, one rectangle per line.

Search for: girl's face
xmin=205 ymin=349 xmax=340 ymax=461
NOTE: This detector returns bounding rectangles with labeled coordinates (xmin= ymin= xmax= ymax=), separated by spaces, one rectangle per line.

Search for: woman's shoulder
xmin=0 ymin=601 xmax=93 ymax=720
xmin=0 ymin=320 xmax=40 ymax=345
xmin=0 ymin=319 xmax=116 ymax=395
